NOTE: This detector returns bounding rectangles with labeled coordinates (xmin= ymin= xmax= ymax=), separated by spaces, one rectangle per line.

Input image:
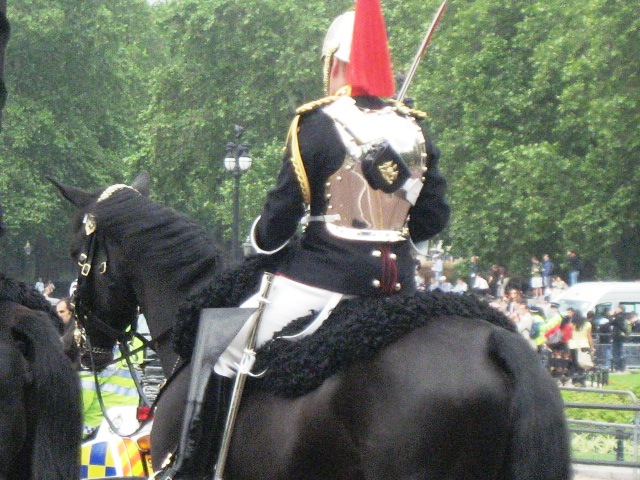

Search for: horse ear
xmin=131 ymin=171 xmax=150 ymax=197
xmin=47 ymin=177 xmax=95 ymax=209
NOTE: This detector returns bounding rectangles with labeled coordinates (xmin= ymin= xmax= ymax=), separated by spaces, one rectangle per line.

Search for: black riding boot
xmin=156 ymin=373 xmax=233 ymax=480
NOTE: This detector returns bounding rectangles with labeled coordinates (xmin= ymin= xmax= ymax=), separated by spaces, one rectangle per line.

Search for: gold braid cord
xmin=387 ymin=99 xmax=428 ymax=120
xmin=287 ymin=115 xmax=311 ymax=205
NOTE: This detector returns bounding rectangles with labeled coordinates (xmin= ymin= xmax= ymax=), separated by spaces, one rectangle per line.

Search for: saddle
xmin=176 ymin=289 xmax=515 ymax=398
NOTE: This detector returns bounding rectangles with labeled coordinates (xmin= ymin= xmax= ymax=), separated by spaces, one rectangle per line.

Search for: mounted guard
xmin=156 ymin=0 xmax=450 ymax=478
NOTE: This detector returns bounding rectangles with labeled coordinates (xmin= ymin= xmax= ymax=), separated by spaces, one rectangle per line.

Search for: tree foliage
xmin=420 ymin=0 xmax=640 ymax=278
xmin=0 ymin=0 xmax=160 ymax=278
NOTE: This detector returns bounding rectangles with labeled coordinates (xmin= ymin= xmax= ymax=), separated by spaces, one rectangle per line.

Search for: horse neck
xmin=133 ymin=264 xmax=218 ymax=376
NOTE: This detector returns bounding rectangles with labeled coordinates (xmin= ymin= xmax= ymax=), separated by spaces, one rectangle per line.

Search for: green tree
xmin=132 ymin=0 xmax=352 ymax=243
xmin=417 ymin=0 xmax=639 ymax=279
xmin=0 ymin=0 xmax=160 ymax=280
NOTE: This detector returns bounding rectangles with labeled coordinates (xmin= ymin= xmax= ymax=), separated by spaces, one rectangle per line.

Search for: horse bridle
xmin=74 ymin=212 xmax=138 ymax=348
xmin=71 ymin=189 xmax=165 ymax=429
xmin=73 ymin=184 xmax=152 ymax=355
xmin=73 ymin=209 xmax=173 ymax=361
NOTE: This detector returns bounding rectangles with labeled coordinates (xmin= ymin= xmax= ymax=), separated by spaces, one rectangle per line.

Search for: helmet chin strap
xmin=323 ymin=49 xmax=335 ymax=96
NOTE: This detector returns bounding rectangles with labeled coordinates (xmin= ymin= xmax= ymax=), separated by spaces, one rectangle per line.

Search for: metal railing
xmin=562 ymin=386 xmax=640 ymax=479
xmin=594 ymin=340 xmax=640 ymax=370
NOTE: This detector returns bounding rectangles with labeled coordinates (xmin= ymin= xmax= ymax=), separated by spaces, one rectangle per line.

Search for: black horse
xmin=53 ymin=173 xmax=572 ymax=480
xmin=0 ymin=273 xmax=82 ymax=480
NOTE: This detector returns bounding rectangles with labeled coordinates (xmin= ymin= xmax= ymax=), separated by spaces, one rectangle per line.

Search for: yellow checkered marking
xmin=80 ymin=441 xmax=118 ymax=478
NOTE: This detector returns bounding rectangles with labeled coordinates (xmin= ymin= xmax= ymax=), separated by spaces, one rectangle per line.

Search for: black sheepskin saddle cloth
xmin=173 ymin=256 xmax=514 ymax=398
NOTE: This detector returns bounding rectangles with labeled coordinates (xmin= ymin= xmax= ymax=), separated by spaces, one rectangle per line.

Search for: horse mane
xmin=10 ymin=305 xmax=82 ymax=480
xmin=0 ymin=273 xmax=61 ymax=332
xmin=0 ymin=273 xmax=81 ymax=479
xmin=173 ymin=257 xmax=516 ymax=397
xmin=89 ymin=187 xmax=223 ymax=286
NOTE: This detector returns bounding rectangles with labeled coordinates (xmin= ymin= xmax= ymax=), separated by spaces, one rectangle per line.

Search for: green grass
xmin=562 ymin=371 xmax=640 ymax=422
xmin=606 ymin=370 xmax=640 ymax=395
xmin=562 ymin=371 xmax=640 ymax=462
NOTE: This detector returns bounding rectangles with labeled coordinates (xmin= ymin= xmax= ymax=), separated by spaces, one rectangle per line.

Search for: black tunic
xmin=254 ymin=96 xmax=450 ymax=296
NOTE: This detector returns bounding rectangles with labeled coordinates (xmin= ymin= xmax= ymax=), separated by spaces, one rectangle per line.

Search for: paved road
xmin=573 ymin=464 xmax=637 ymax=479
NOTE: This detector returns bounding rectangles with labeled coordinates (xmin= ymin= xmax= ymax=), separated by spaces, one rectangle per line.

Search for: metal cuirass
xmin=319 ymin=96 xmax=427 ymax=242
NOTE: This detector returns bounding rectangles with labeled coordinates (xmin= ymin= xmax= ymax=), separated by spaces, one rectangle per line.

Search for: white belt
xmin=301 ymin=214 xmax=407 ymax=242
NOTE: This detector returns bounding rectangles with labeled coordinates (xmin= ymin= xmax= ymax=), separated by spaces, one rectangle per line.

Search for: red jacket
xmin=545 ymin=323 xmax=574 ymax=344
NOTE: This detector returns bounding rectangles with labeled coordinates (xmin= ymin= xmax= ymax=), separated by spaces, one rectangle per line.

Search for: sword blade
xmin=397 ymin=0 xmax=449 ymax=102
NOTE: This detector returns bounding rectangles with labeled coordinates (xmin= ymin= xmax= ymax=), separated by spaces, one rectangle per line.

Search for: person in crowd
xmin=495 ymin=266 xmax=509 ymax=299
xmin=530 ymin=256 xmax=543 ymax=299
xmin=468 ymin=256 xmax=479 ymax=286
xmin=79 ymin=343 xmax=142 ymax=439
xmin=545 ymin=312 xmax=574 ymax=381
xmin=629 ymin=312 xmax=640 ymax=336
xmin=159 ymin=1 xmax=451 ymax=477
xmin=587 ymin=310 xmax=608 ymax=367
xmin=528 ymin=305 xmax=548 ymax=364
xmin=610 ymin=306 xmax=631 ymax=372
xmin=452 ymin=277 xmax=468 ymax=294
xmin=567 ymin=308 xmax=594 ymax=385
xmin=550 ymin=275 xmax=569 ymax=299
xmin=438 ymin=276 xmax=452 ymax=293
xmin=471 ymin=273 xmax=490 ymax=296
xmin=56 ymin=297 xmax=80 ymax=368
xmin=487 ymin=264 xmax=500 ymax=297
xmin=35 ymin=277 xmax=45 ymax=294
xmin=541 ymin=254 xmax=554 ymax=297
xmin=506 ymin=288 xmax=524 ymax=316
xmin=43 ymin=279 xmax=55 ymax=297
xmin=56 ymin=299 xmax=142 ymax=438
xmin=544 ymin=302 xmax=563 ymax=331
xmin=567 ymin=250 xmax=583 ymax=286
xmin=414 ymin=264 xmax=426 ymax=291
xmin=431 ymin=253 xmax=443 ymax=287
xmin=56 ymin=297 xmax=74 ymax=325
xmin=511 ymin=300 xmax=535 ymax=349
xmin=69 ymin=278 xmax=78 ymax=297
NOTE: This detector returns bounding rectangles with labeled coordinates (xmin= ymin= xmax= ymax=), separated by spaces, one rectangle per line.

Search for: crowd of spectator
xmin=414 ymin=251 xmax=638 ymax=385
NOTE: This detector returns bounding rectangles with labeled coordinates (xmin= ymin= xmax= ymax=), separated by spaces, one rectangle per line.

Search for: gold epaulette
xmin=295 ymin=96 xmax=339 ymax=115
xmin=387 ymin=99 xmax=428 ymax=120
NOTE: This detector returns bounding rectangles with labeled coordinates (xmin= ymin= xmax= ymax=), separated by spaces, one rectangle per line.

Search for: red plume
xmin=348 ymin=0 xmax=395 ymax=97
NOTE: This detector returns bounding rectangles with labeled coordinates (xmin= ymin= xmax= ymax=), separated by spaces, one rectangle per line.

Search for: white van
xmin=554 ymin=282 xmax=640 ymax=317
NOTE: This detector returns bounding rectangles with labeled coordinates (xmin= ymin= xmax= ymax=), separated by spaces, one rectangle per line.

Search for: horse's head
xmin=50 ymin=172 xmax=151 ymax=370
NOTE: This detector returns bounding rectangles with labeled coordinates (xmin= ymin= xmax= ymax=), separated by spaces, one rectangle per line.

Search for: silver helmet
xmin=322 ymin=11 xmax=355 ymax=62
xmin=322 ymin=11 xmax=354 ymax=95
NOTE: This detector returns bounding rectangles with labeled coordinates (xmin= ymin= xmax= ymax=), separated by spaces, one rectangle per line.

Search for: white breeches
xmin=214 ymin=274 xmax=343 ymax=378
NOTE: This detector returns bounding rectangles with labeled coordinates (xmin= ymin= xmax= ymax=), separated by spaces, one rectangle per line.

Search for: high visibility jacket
xmin=80 ymin=341 xmax=142 ymax=437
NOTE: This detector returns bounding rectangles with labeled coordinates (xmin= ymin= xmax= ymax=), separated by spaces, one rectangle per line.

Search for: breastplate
xmin=320 ymin=97 xmax=426 ymax=242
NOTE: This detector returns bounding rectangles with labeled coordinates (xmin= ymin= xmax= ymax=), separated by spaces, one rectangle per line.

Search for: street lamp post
xmin=224 ymin=125 xmax=252 ymax=262
xmin=23 ymin=240 xmax=33 ymax=282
